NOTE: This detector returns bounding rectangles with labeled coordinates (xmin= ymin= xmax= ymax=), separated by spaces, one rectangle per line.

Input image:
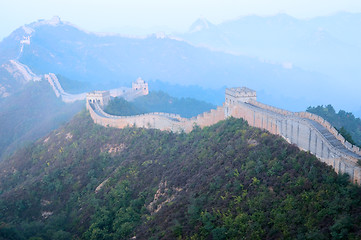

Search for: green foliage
xmin=104 ymin=97 xmax=143 ymax=116
xmin=337 ymin=127 xmax=356 ymax=146
xmin=1 ymin=112 xmax=361 ymax=239
xmin=0 ymin=223 xmax=25 ymax=240
xmin=307 ymin=104 xmax=361 ymax=147
xmin=56 ymin=74 xmax=88 ymax=94
xmin=84 ymin=180 xmax=144 ymax=239
xmin=104 ymin=91 xmax=215 ymax=118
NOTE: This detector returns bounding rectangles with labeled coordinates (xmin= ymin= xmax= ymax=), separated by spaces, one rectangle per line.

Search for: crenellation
xmin=302 ymin=111 xmax=360 ymax=154
xmin=225 ymin=87 xmax=257 ymax=104
xmin=353 ymin=146 xmax=361 ymax=155
xmin=345 ymin=141 xmax=353 ymax=149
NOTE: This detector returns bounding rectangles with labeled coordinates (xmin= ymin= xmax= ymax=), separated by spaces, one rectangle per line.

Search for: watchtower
xmin=132 ymin=77 xmax=149 ymax=95
xmin=225 ymin=87 xmax=257 ymax=105
xmin=86 ymin=91 xmax=111 ymax=107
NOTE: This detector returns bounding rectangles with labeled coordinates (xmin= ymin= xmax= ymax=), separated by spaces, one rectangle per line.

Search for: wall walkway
xmin=228 ymin=100 xmax=361 ymax=183
xmin=87 ymin=101 xmax=225 ymax=133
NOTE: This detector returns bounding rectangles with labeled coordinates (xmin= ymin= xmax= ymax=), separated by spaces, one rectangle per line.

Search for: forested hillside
xmin=1 ymin=111 xmax=361 ymax=239
xmin=104 ymin=91 xmax=216 ymax=118
xmin=307 ymin=105 xmax=361 ymax=147
xmin=0 ymin=81 xmax=83 ymax=160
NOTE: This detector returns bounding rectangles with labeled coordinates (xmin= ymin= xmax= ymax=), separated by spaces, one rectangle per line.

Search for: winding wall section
xmin=87 ymin=100 xmax=225 ymax=133
xmin=227 ymin=100 xmax=361 ymax=183
xmin=87 ymin=90 xmax=361 ymax=184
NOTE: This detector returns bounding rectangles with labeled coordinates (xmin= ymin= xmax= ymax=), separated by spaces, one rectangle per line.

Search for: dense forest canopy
xmin=104 ymin=91 xmax=216 ymax=118
xmin=307 ymin=105 xmax=361 ymax=147
xmin=1 ymin=111 xmax=361 ymax=239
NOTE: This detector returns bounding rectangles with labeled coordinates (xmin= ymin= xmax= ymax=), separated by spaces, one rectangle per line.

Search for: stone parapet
xmin=87 ymin=100 xmax=225 ymax=133
xmin=227 ymin=100 xmax=361 ymax=184
xmin=296 ymin=111 xmax=361 ymax=156
xmin=87 ymin=86 xmax=361 ymax=184
xmin=248 ymin=100 xmax=293 ymax=116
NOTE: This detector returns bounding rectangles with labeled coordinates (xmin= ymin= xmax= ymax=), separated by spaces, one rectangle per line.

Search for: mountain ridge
xmin=0 ymin=16 xmax=341 ymax=111
xmin=177 ymin=12 xmax=361 ymax=115
xmin=0 ymin=14 xmax=359 ymax=160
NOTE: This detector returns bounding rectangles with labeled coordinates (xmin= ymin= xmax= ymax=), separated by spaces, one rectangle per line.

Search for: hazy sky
xmin=1 ymin=0 xmax=361 ymax=39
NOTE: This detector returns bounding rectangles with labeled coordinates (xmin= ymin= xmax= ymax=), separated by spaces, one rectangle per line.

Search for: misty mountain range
xmin=178 ymin=12 xmax=361 ymax=113
xmin=0 ymin=13 xmax=360 ymax=159
xmin=2 ymin=15 xmax=359 ymax=109
xmin=180 ymin=12 xmax=361 ymax=79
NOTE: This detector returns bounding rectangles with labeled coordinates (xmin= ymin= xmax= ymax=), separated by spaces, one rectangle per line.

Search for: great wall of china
xmin=45 ymin=74 xmax=150 ymax=103
xmin=86 ymin=84 xmax=361 ymax=184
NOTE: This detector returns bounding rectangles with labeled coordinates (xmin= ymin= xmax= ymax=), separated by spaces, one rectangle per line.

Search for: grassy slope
xmin=0 ymin=111 xmax=361 ymax=239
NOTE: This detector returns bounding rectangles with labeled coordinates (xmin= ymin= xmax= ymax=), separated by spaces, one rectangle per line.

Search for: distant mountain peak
xmin=17 ymin=16 xmax=63 ymax=37
xmin=11 ymin=17 xmax=63 ymax=61
xmin=189 ymin=18 xmax=214 ymax=33
xmin=32 ymin=16 xmax=62 ymax=27
xmin=48 ymin=16 xmax=61 ymax=25
xmin=26 ymin=16 xmax=63 ymax=28
xmin=270 ymin=13 xmax=297 ymax=23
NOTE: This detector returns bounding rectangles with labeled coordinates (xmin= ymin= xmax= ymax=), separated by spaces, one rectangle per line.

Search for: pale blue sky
xmin=1 ymin=0 xmax=361 ymax=39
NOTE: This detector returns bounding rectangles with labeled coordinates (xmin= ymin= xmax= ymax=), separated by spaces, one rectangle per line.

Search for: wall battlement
xmin=225 ymin=87 xmax=257 ymax=104
xmin=87 ymin=100 xmax=225 ymax=133
xmin=248 ymin=99 xmax=361 ymax=156
xmin=87 ymin=86 xmax=361 ymax=184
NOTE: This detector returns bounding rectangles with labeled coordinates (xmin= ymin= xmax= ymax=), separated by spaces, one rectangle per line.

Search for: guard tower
xmin=86 ymin=91 xmax=111 ymax=107
xmin=225 ymin=87 xmax=257 ymax=105
xmin=132 ymin=77 xmax=149 ymax=95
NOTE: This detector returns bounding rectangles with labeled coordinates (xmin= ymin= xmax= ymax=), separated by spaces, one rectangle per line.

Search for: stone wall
xmin=226 ymin=101 xmax=361 ymax=184
xmin=249 ymin=100 xmax=361 ymax=157
xmin=45 ymin=73 xmax=87 ymax=103
xmin=87 ymin=101 xmax=225 ymax=133
xmin=248 ymin=100 xmax=293 ymax=116
xmin=190 ymin=106 xmax=226 ymax=131
xmin=296 ymin=111 xmax=361 ymax=156
xmin=87 ymin=90 xmax=361 ymax=184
